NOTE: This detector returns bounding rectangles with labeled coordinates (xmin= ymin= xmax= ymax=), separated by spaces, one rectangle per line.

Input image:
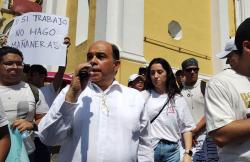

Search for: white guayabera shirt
xmin=38 ymin=81 xmax=154 ymax=162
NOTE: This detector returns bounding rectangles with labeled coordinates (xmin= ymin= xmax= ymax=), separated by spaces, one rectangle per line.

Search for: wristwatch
xmin=184 ymin=149 xmax=193 ymax=156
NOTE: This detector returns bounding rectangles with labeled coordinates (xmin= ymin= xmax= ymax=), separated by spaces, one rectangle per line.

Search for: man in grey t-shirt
xmin=0 ymin=46 xmax=49 ymax=162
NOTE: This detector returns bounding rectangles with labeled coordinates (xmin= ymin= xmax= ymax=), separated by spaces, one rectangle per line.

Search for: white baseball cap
xmin=216 ymin=37 xmax=237 ymax=59
xmin=128 ymin=74 xmax=144 ymax=83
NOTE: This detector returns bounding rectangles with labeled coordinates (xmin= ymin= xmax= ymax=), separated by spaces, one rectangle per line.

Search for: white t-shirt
xmin=143 ymin=90 xmax=195 ymax=148
xmin=0 ymin=81 xmax=49 ymax=122
xmin=40 ymin=84 xmax=58 ymax=107
xmin=182 ymin=80 xmax=205 ymax=124
xmin=205 ymin=69 xmax=250 ymax=162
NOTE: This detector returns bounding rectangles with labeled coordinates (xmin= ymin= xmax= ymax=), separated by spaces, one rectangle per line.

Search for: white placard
xmin=7 ymin=12 xmax=69 ymax=66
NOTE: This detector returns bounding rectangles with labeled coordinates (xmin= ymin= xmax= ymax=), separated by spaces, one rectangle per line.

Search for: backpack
xmin=28 ymin=83 xmax=39 ymax=104
xmin=200 ymin=80 xmax=207 ymax=96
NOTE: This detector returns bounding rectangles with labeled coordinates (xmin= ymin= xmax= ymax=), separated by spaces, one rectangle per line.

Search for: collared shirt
xmin=38 ymin=80 xmax=153 ymax=162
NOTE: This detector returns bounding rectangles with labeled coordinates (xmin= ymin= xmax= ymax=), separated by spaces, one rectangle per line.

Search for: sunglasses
xmin=184 ymin=68 xmax=199 ymax=73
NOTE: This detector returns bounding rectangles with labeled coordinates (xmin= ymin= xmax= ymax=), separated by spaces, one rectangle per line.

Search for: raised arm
xmin=52 ymin=37 xmax=71 ymax=92
xmin=52 ymin=66 xmax=66 ymax=93
xmin=38 ymin=87 xmax=77 ymax=146
xmin=39 ymin=63 xmax=91 ymax=145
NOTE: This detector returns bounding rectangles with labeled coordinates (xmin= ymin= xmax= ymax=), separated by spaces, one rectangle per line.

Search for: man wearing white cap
xmin=205 ymin=18 xmax=250 ymax=161
xmin=216 ymin=37 xmax=239 ymax=69
xmin=128 ymin=74 xmax=145 ymax=91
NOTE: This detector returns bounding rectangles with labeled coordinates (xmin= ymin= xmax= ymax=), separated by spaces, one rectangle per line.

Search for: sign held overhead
xmin=7 ymin=12 xmax=69 ymax=66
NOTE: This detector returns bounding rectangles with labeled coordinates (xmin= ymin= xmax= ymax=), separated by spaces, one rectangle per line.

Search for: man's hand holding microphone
xmin=65 ymin=63 xmax=92 ymax=103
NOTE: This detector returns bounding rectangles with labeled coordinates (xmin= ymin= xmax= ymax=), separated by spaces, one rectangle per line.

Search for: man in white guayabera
xmin=38 ymin=40 xmax=154 ymax=162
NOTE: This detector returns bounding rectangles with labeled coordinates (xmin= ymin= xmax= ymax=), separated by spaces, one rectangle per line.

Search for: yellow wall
xmin=144 ymin=0 xmax=213 ymax=75
xmin=65 ymin=1 xmax=132 ymax=85
xmin=65 ymin=0 xmax=96 ymax=73
xmin=0 ymin=0 xmax=218 ymax=85
xmin=228 ymin=0 xmax=236 ymax=37
xmin=68 ymin=0 xmax=216 ymax=85
xmin=118 ymin=59 xmax=145 ymax=85
xmin=0 ymin=0 xmax=17 ymax=34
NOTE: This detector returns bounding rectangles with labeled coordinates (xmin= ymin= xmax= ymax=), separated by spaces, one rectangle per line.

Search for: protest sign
xmin=7 ymin=12 xmax=69 ymax=66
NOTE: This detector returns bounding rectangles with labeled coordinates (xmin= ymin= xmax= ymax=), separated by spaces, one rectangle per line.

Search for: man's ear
xmin=242 ymin=40 xmax=250 ymax=53
xmin=113 ymin=60 xmax=120 ymax=71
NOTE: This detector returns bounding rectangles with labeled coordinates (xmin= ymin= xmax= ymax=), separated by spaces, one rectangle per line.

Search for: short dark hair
xmin=128 ymin=81 xmax=133 ymax=87
xmin=175 ymin=70 xmax=183 ymax=76
xmin=0 ymin=46 xmax=23 ymax=61
xmin=235 ymin=18 xmax=250 ymax=54
xmin=29 ymin=65 xmax=47 ymax=76
xmin=181 ymin=58 xmax=198 ymax=70
xmin=138 ymin=67 xmax=147 ymax=76
xmin=111 ymin=44 xmax=120 ymax=60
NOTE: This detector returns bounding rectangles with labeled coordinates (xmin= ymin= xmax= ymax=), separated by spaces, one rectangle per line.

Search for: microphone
xmin=78 ymin=69 xmax=89 ymax=80
xmin=78 ymin=65 xmax=92 ymax=80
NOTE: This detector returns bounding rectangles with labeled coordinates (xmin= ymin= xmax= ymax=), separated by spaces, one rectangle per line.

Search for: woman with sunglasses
xmin=143 ymin=58 xmax=195 ymax=162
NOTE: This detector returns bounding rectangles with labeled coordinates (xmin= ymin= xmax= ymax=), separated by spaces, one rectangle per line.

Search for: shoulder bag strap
xmin=150 ymin=97 xmax=171 ymax=123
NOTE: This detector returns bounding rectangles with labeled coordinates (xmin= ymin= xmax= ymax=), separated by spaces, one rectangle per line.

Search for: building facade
xmin=0 ymin=0 xmax=250 ymax=84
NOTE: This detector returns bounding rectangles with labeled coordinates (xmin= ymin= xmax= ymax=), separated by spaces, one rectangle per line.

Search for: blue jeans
xmin=154 ymin=139 xmax=180 ymax=162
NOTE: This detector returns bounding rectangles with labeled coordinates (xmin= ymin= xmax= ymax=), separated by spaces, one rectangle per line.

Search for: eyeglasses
xmin=184 ymin=68 xmax=199 ymax=73
xmin=1 ymin=61 xmax=24 ymax=68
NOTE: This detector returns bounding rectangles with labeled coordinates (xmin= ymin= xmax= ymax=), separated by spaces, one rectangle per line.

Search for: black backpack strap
xmin=200 ymin=80 xmax=207 ymax=96
xmin=28 ymin=83 xmax=39 ymax=104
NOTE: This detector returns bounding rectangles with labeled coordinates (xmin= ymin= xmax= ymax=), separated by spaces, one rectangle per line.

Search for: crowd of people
xmin=0 ymin=18 xmax=250 ymax=162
